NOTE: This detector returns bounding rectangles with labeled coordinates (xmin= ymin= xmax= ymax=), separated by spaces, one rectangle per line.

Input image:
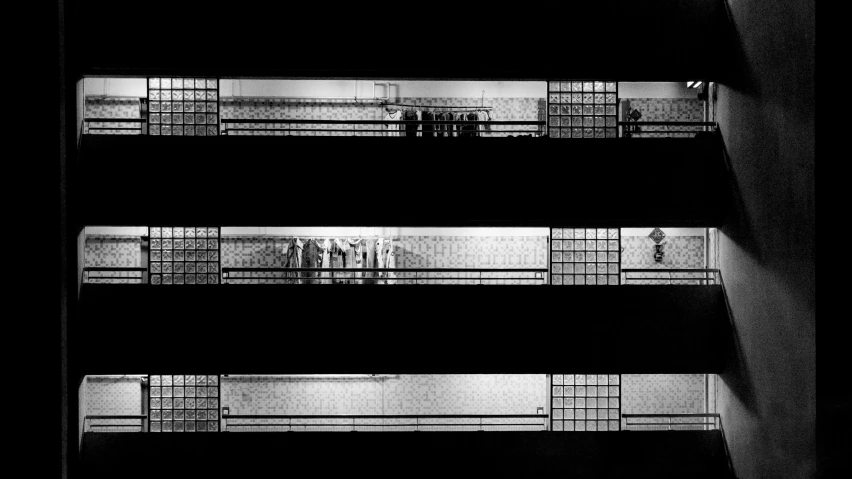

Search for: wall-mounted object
xmin=648 ymin=228 xmax=666 ymax=244
xmin=653 ymin=243 xmax=666 ymax=263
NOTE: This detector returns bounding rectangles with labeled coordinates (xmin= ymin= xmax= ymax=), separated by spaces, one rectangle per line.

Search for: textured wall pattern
xmin=621 ymin=236 xmax=707 ymax=284
xmin=621 ymin=98 xmax=704 ymax=138
xmin=84 ymin=236 xmax=142 ymax=283
xmin=621 ymin=374 xmax=707 ymax=430
xmin=550 ymin=374 xmax=621 ymax=432
xmin=83 ymin=98 xmax=142 ymax=135
xmin=85 ymin=378 xmax=143 ymax=432
xmin=222 ymin=236 xmax=547 ymax=285
xmin=221 ymin=375 xmax=547 ymax=432
xmin=221 ymin=97 xmax=543 ymax=137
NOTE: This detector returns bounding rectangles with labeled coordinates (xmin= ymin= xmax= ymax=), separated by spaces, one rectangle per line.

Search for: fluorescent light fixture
xmin=687 ymin=81 xmax=704 ymax=89
xmin=687 ymin=81 xmax=696 ymax=88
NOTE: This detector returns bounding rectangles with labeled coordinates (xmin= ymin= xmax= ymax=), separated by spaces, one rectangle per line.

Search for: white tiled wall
xmin=84 ymin=377 xmax=143 ymax=432
xmin=221 ymin=375 xmax=547 ymax=432
xmin=621 ymin=374 xmax=708 ymax=430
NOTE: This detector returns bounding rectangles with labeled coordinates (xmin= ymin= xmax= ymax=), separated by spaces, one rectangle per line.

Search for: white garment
xmin=375 ymin=237 xmax=385 ymax=284
xmin=385 ymin=238 xmax=396 ymax=284
xmin=320 ymin=239 xmax=331 ymax=283
xmin=416 ymin=110 xmax=422 ymax=137
xmin=348 ymin=238 xmax=363 ymax=284
xmin=384 ymin=110 xmax=402 ymax=137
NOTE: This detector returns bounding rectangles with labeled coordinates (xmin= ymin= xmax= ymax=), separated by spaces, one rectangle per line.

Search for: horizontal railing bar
xmin=624 ymin=131 xmax=703 ymax=135
xmin=85 ymin=118 xmax=148 ymax=122
xmin=622 ymin=414 xmax=720 ymax=417
xmin=622 ymin=269 xmax=719 ymax=273
xmin=224 ymin=278 xmax=542 ymax=282
xmin=224 ymin=414 xmax=548 ymax=419
xmin=623 ymin=278 xmax=715 ymax=281
xmin=85 ymin=415 xmax=148 ymax=419
xmin=226 ymin=422 xmax=544 ymax=428
xmin=617 ymin=121 xmax=716 ymax=126
xmin=223 ymin=268 xmax=546 ymax=273
xmin=89 ymin=424 xmax=142 ymax=428
xmin=625 ymin=423 xmax=717 ymax=426
xmin=84 ymin=267 xmax=147 ymax=271
xmin=223 ymin=130 xmax=542 ymax=134
xmin=221 ymin=120 xmax=544 ymax=125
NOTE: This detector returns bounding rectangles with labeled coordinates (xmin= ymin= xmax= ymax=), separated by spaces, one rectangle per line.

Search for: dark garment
xmin=301 ymin=239 xmax=322 ymax=284
xmin=422 ymin=111 xmax=435 ymax=138
xmin=403 ymin=110 xmax=418 ymax=137
xmin=460 ymin=112 xmax=477 ymax=137
xmin=435 ymin=112 xmax=445 ymax=137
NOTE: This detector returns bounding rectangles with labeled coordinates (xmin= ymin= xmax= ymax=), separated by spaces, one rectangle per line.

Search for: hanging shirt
xmin=385 ymin=238 xmax=397 ymax=284
xmin=375 ymin=237 xmax=385 ymax=284
xmin=285 ymin=237 xmax=303 ymax=284
xmin=334 ymin=238 xmax=348 ymax=284
xmin=422 ymin=111 xmax=435 ymax=138
xmin=403 ymin=110 xmax=419 ymax=137
xmin=384 ymin=110 xmax=402 ymax=137
xmin=347 ymin=238 xmax=363 ymax=284
xmin=301 ymin=239 xmax=322 ymax=284
xmin=320 ymin=239 xmax=331 ymax=283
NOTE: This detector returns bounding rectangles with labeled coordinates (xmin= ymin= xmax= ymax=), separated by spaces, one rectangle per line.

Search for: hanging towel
xmin=285 ymin=237 xmax=303 ymax=284
xmin=384 ymin=110 xmax=402 ymax=137
xmin=385 ymin=238 xmax=396 ymax=285
xmin=320 ymin=239 xmax=331 ymax=283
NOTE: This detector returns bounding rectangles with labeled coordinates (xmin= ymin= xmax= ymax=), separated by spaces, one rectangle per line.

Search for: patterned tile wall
xmin=85 ymin=378 xmax=143 ymax=432
xmin=83 ymin=98 xmax=142 ymax=135
xmin=222 ymin=235 xmax=547 ymax=285
xmin=221 ymin=97 xmax=543 ymax=137
xmin=621 ymin=98 xmax=704 ymax=137
xmin=621 ymin=235 xmax=706 ymax=284
xmin=84 ymin=235 xmax=142 ymax=283
xmin=221 ymin=375 xmax=547 ymax=431
xmin=621 ymin=374 xmax=706 ymax=430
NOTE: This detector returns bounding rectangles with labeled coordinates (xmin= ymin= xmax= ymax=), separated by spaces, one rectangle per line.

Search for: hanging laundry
xmin=422 ymin=111 xmax=435 ymax=138
xmin=375 ymin=237 xmax=386 ymax=284
xmin=445 ymin=112 xmax=454 ymax=137
xmin=301 ymin=238 xmax=322 ymax=284
xmin=363 ymin=238 xmax=377 ymax=284
xmin=347 ymin=238 xmax=363 ymax=284
xmin=384 ymin=109 xmax=402 ymax=137
xmin=284 ymin=237 xmax=303 ymax=284
xmin=403 ymin=110 xmax=418 ymax=137
xmin=435 ymin=112 xmax=446 ymax=138
xmin=333 ymin=238 xmax=349 ymax=284
xmin=320 ymin=238 xmax=332 ymax=283
xmin=385 ymin=238 xmax=397 ymax=284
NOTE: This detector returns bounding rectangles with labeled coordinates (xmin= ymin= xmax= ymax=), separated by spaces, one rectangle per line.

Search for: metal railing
xmin=222 ymin=414 xmax=549 ymax=432
xmin=84 ymin=415 xmax=147 ymax=432
xmin=83 ymin=267 xmax=147 ymax=284
xmin=221 ymin=119 xmax=546 ymax=137
xmin=83 ymin=118 xmax=147 ymax=135
xmin=619 ymin=121 xmax=717 ymax=138
xmin=222 ymin=267 xmax=548 ymax=285
xmin=621 ymin=269 xmax=720 ymax=285
xmin=622 ymin=413 xmax=720 ymax=431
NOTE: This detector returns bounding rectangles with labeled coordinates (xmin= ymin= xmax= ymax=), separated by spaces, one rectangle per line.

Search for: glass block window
xmin=547 ymin=81 xmax=617 ymax=139
xmin=551 ymin=374 xmax=621 ymax=431
xmin=149 ymin=375 xmax=220 ymax=432
xmin=550 ymin=228 xmax=620 ymax=285
xmin=148 ymin=77 xmax=219 ymax=136
xmin=149 ymin=227 xmax=221 ymax=285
